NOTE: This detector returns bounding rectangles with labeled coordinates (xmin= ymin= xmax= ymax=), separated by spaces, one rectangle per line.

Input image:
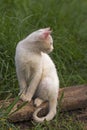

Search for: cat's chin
xmin=42 ymin=49 xmax=53 ymax=54
xmin=47 ymin=50 xmax=53 ymax=54
xmin=41 ymin=47 xmax=53 ymax=54
xmin=47 ymin=48 xmax=54 ymax=53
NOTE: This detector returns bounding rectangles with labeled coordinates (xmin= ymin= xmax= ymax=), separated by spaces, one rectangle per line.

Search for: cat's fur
xmin=15 ymin=28 xmax=59 ymax=123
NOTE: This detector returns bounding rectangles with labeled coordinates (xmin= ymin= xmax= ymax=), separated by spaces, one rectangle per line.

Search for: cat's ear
xmin=44 ymin=27 xmax=50 ymax=31
xmin=39 ymin=30 xmax=52 ymax=39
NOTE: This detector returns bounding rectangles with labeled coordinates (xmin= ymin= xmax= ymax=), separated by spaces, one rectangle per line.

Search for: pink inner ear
xmin=40 ymin=30 xmax=52 ymax=39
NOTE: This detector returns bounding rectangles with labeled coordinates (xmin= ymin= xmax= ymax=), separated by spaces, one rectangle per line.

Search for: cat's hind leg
xmin=34 ymin=98 xmax=44 ymax=107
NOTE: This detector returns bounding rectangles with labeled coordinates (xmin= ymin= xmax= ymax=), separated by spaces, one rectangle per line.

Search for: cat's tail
xmin=33 ymin=99 xmax=57 ymax=123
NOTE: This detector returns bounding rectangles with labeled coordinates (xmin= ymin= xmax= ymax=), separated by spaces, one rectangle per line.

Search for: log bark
xmin=15 ymin=108 xmax=87 ymax=130
xmin=0 ymin=84 xmax=87 ymax=122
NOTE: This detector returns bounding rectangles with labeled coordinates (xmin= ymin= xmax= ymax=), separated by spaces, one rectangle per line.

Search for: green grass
xmin=0 ymin=0 xmax=87 ymax=129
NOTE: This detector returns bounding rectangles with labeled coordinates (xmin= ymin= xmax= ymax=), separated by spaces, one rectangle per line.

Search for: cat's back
xmin=15 ymin=41 xmax=28 ymax=64
xmin=15 ymin=41 xmax=42 ymax=70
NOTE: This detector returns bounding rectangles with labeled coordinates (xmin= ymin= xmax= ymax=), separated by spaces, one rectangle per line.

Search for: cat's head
xmin=29 ymin=27 xmax=53 ymax=53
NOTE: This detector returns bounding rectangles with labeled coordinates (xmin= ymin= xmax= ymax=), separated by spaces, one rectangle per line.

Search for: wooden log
xmin=0 ymin=84 xmax=87 ymax=122
xmin=59 ymin=85 xmax=87 ymax=111
xmin=14 ymin=108 xmax=87 ymax=130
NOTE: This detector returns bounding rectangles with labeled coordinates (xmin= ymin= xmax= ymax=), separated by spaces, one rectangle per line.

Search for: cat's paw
xmin=20 ymin=93 xmax=26 ymax=101
xmin=20 ymin=94 xmax=32 ymax=102
xmin=34 ymin=98 xmax=43 ymax=107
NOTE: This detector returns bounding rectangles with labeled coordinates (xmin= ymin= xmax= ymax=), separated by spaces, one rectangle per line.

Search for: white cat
xmin=15 ymin=28 xmax=59 ymax=123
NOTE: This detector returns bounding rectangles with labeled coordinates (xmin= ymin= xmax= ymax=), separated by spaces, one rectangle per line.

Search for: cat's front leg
xmin=24 ymin=67 xmax=42 ymax=102
xmin=18 ymin=78 xmax=32 ymax=102
xmin=17 ymin=70 xmax=27 ymax=101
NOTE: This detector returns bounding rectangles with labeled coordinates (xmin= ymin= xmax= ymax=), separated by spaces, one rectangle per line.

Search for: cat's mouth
xmin=42 ymin=47 xmax=53 ymax=54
